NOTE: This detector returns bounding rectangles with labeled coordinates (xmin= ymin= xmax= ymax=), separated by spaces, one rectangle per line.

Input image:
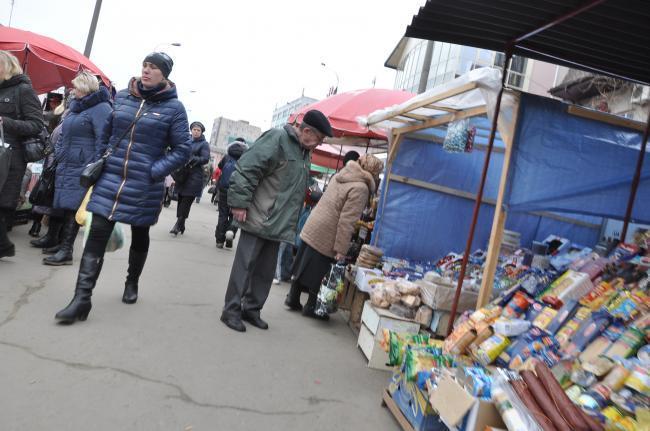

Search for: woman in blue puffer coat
xmin=55 ymin=52 xmax=192 ymax=324
xmin=169 ymin=120 xmax=210 ymax=236
xmin=44 ymin=71 xmax=112 ymax=266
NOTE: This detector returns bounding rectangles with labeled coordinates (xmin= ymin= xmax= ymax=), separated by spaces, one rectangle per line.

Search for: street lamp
xmin=321 ymin=62 xmax=339 ymax=95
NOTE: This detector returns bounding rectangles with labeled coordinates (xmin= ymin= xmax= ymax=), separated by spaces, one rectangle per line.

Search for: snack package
xmin=476 ymin=333 xmax=511 ymax=365
xmin=532 ymin=307 xmax=558 ymax=330
xmin=605 ymin=327 xmax=646 ymax=360
xmin=580 ymin=279 xmax=620 ymax=310
xmin=579 ymin=321 xmax=626 ymax=363
xmin=555 ymin=306 xmax=592 ymax=348
xmin=370 ymin=286 xmax=390 ymax=308
xmin=470 ymin=306 xmax=503 ymax=325
xmin=607 ymin=291 xmax=644 ymax=322
xmin=563 ymin=310 xmax=612 ymax=357
xmin=387 ymin=331 xmax=433 ymax=366
xmin=502 ymin=291 xmax=531 ymax=319
xmin=524 ymin=300 xmax=546 ymax=321
xmin=404 ymin=346 xmax=453 ymax=382
xmin=494 ymin=318 xmax=531 ymax=337
xmin=623 ymin=364 xmax=649 ymax=395
xmin=396 ymin=279 xmax=420 ymax=296
xmin=546 ymin=299 xmax=579 ymax=334
xmin=498 ymin=327 xmax=561 ymax=369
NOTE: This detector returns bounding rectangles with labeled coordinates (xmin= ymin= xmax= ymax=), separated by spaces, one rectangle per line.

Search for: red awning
xmin=289 ymin=88 xmax=415 ymax=139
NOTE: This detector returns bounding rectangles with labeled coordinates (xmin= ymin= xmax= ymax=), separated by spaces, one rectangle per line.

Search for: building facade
xmin=209 ymin=117 xmax=262 ymax=157
xmin=385 ymin=37 xmax=555 ymax=97
xmin=271 ymin=95 xmax=318 ymax=129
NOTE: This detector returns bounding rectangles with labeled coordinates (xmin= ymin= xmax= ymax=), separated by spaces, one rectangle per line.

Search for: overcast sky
xmin=1 ymin=0 xmax=424 ymax=135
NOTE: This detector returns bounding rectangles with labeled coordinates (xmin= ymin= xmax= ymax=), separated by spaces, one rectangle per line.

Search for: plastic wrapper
xmin=314 ymin=263 xmax=345 ymax=317
xmin=384 ymin=283 xmax=402 ymax=304
xmin=532 ymin=307 xmax=558 ymax=330
xmin=492 ymin=375 xmax=543 ymax=431
xmin=502 ymin=291 xmax=530 ymax=318
xmin=604 ymin=327 xmax=646 ymax=360
xmin=400 ymin=294 xmax=421 ymax=308
xmin=396 ymin=279 xmax=420 ymax=296
xmin=546 ymin=299 xmax=579 ymax=334
xmin=579 ymin=280 xmax=620 ymax=310
xmin=493 ymin=318 xmax=531 ymax=337
xmin=404 ymin=346 xmax=453 ymax=382
xmin=497 ymin=327 xmax=560 ymax=370
xmin=476 ymin=334 xmax=510 ymax=365
xmin=82 ymin=212 xmax=124 ymax=253
xmin=386 ymin=331 xmax=434 ymax=366
xmin=370 ymin=287 xmax=390 ymax=308
xmin=563 ymin=310 xmax=612 ymax=357
xmin=555 ymin=306 xmax=592 ymax=348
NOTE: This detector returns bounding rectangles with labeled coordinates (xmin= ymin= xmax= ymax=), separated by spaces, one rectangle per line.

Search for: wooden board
xmin=382 ymin=389 xmax=416 ymax=431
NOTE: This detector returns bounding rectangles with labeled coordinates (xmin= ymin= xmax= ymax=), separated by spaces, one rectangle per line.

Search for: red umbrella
xmin=288 ymin=88 xmax=415 ymax=139
xmin=0 ymin=26 xmax=110 ymax=94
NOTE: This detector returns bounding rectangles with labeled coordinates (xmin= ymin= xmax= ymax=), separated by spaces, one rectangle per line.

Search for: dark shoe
xmin=43 ymin=244 xmax=61 ymax=255
xmin=220 ymin=315 xmax=246 ymax=332
xmin=0 ymin=242 xmax=15 ymax=259
xmin=285 ymin=280 xmax=303 ymax=311
xmin=43 ymin=215 xmax=79 ymax=266
xmin=242 ymin=311 xmax=268 ymax=330
xmin=302 ymin=306 xmax=330 ymax=321
xmin=122 ymin=249 xmax=148 ymax=304
xmin=30 ymin=218 xmax=63 ymax=248
xmin=216 ymin=242 xmax=224 ymax=249
xmin=284 ymin=297 xmax=303 ymax=312
xmin=225 ymin=230 xmax=234 ymax=248
xmin=169 ymin=218 xmax=181 ymax=236
xmin=55 ymin=253 xmax=104 ymax=324
xmin=28 ymin=221 xmax=42 ymax=237
xmin=179 ymin=217 xmax=186 ymax=235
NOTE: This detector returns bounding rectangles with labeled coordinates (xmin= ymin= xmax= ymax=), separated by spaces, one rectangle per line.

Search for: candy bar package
xmin=555 ymin=306 xmax=592 ymax=348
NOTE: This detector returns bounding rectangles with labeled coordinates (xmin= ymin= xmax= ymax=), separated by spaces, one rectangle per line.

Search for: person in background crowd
xmin=29 ymin=97 xmax=68 ymax=249
xmin=214 ymin=138 xmax=248 ymax=249
xmin=285 ymin=154 xmax=384 ymax=319
xmin=169 ymin=121 xmax=209 ymax=235
xmin=220 ymin=110 xmax=332 ymax=332
xmin=43 ymin=71 xmax=113 ymax=266
xmin=0 ymin=51 xmax=45 ymax=259
xmin=54 ymin=52 xmax=191 ymax=323
xmin=342 ymin=150 xmax=360 ymax=166
xmin=163 ymin=175 xmax=174 ymax=208
xmin=210 ymin=165 xmax=222 ymax=204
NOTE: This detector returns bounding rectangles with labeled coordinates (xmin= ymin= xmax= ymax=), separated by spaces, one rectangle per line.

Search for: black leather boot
xmin=55 ymin=252 xmax=104 ymax=323
xmin=30 ymin=217 xmax=63 ymax=248
xmin=284 ymin=280 xmax=303 ymax=311
xmin=43 ymin=215 xmax=79 ymax=266
xmin=178 ymin=217 xmax=186 ymax=234
xmin=28 ymin=218 xmax=42 ymax=237
xmin=42 ymin=244 xmax=61 ymax=255
xmin=122 ymin=249 xmax=148 ymax=304
xmin=302 ymin=293 xmax=329 ymax=321
xmin=169 ymin=218 xmax=182 ymax=236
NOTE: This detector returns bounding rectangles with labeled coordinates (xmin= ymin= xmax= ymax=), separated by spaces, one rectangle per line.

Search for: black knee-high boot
xmin=43 ymin=213 xmax=79 ymax=266
xmin=0 ymin=209 xmax=15 ymax=258
xmin=55 ymin=251 xmax=104 ymax=323
xmin=122 ymin=249 xmax=148 ymax=304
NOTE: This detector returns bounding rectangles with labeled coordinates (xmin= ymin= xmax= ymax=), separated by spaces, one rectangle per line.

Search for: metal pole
xmin=447 ymin=50 xmax=512 ymax=335
xmin=84 ymin=0 xmax=103 ymax=58
xmin=621 ymin=109 xmax=650 ymax=241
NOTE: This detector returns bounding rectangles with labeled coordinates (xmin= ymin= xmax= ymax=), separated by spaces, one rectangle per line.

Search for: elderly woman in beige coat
xmin=285 ymin=154 xmax=384 ymax=320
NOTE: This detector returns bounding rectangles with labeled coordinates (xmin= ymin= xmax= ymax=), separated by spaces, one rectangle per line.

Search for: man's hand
xmin=335 ymin=253 xmax=347 ymax=262
xmin=232 ymin=208 xmax=247 ymax=223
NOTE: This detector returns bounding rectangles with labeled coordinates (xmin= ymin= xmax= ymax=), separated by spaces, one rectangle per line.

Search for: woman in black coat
xmin=0 ymin=51 xmax=45 ymax=259
xmin=169 ymin=121 xmax=210 ymax=235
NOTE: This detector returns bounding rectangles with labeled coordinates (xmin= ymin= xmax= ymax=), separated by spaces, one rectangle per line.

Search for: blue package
xmin=546 ymin=299 xmax=579 ymax=335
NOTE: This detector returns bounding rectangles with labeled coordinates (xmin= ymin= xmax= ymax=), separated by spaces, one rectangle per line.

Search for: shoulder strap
xmin=14 ymin=85 xmax=22 ymax=120
xmin=102 ymin=103 xmax=152 ymax=159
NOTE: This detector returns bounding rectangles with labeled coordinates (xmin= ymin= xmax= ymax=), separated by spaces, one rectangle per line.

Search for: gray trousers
xmin=222 ymin=230 xmax=280 ymax=319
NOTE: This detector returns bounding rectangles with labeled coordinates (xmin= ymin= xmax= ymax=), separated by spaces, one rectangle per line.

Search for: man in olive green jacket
xmin=221 ymin=110 xmax=333 ymax=332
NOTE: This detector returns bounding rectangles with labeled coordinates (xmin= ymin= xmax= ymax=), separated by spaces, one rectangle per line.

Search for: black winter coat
xmin=175 ymin=135 xmax=210 ymax=197
xmin=0 ymin=74 xmax=45 ymax=209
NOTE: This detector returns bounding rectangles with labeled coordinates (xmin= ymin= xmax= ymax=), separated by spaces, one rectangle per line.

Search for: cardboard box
xmin=429 ymin=374 xmax=505 ymax=431
xmin=417 ymin=280 xmax=478 ymax=313
xmin=357 ymin=301 xmax=420 ymax=370
xmin=388 ymin=371 xmax=447 ymax=431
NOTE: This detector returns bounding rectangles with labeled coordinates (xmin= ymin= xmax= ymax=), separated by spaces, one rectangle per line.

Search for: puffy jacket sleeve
xmin=227 ymin=130 xmax=280 ymax=209
xmin=333 ymin=185 xmax=369 ymax=255
xmin=91 ymin=103 xmax=113 ymax=158
xmin=151 ymin=103 xmax=191 ymax=181
xmin=2 ymin=84 xmax=44 ymax=138
xmin=191 ymin=140 xmax=210 ymax=166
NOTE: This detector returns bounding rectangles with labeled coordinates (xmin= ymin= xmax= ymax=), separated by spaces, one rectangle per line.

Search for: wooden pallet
xmin=381 ymin=388 xmax=416 ymax=431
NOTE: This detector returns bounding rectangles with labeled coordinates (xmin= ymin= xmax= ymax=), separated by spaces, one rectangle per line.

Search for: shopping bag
xmin=75 ymin=186 xmax=93 ymax=225
xmin=0 ymin=123 xmax=10 ymax=191
xmin=82 ymin=212 xmax=125 ymax=253
xmin=315 ymin=262 xmax=347 ymax=317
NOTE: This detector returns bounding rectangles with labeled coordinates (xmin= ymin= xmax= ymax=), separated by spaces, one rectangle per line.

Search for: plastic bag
xmin=315 ymin=263 xmax=346 ymax=317
xmin=443 ymin=118 xmax=476 ymax=153
xmin=492 ymin=375 xmax=543 ymax=431
xmin=82 ymin=212 xmax=124 ymax=253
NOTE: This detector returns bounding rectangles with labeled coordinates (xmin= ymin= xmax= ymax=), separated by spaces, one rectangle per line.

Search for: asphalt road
xmin=0 ymin=195 xmax=397 ymax=431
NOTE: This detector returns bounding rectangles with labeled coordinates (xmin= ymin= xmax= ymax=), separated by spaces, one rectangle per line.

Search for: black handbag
xmin=29 ymin=162 xmax=56 ymax=206
xmin=171 ymin=164 xmax=191 ymax=184
xmin=14 ymin=86 xmax=50 ymax=163
xmin=80 ymin=106 xmax=150 ymax=188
